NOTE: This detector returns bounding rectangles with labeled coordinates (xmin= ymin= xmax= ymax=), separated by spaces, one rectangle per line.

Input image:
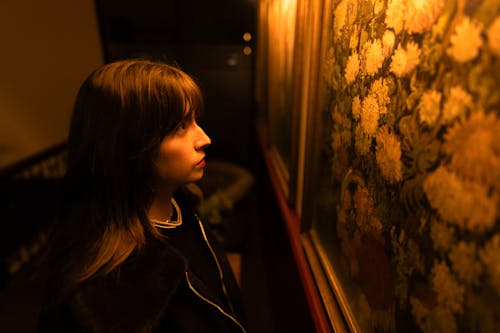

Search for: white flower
xmin=443 ymin=111 xmax=500 ymax=188
xmin=361 ymin=94 xmax=380 ymax=136
xmin=449 ymin=241 xmax=483 ymax=285
xmin=431 ymin=261 xmax=465 ymax=314
xmin=442 ymin=86 xmax=472 ymax=124
xmin=370 ymin=78 xmax=391 ymax=115
xmin=345 ymin=52 xmax=360 ymax=84
xmin=363 ymin=39 xmax=385 ymax=75
xmin=447 ymin=17 xmax=483 ymax=63
xmin=430 ymin=218 xmax=455 ymax=252
xmin=405 ymin=0 xmax=445 ymax=34
xmin=418 ymin=90 xmax=442 ymax=126
xmin=423 ymin=166 xmax=497 ymax=231
xmin=390 ymin=42 xmax=421 ymax=77
xmin=376 ymin=126 xmax=403 ymax=183
xmin=334 ymin=0 xmax=357 ymax=39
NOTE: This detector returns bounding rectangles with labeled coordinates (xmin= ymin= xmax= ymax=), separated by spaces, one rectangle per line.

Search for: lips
xmin=196 ymin=158 xmax=206 ymax=168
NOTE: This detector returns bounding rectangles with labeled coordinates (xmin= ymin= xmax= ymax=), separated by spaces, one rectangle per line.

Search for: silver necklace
xmin=151 ymin=198 xmax=183 ymax=229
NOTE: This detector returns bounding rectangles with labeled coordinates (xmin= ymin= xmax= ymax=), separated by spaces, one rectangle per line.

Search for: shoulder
xmin=39 ymin=237 xmax=188 ymax=333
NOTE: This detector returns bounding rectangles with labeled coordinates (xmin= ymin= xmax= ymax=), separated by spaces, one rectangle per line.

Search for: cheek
xmin=154 ymin=149 xmax=189 ymax=180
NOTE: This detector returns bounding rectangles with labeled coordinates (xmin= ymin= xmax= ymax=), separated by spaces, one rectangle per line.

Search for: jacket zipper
xmin=195 ymin=216 xmax=235 ymax=312
xmin=185 ymin=271 xmax=247 ymax=333
xmin=185 ymin=214 xmax=246 ymax=332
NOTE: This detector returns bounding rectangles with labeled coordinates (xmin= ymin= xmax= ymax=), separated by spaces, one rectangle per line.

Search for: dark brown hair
xmin=49 ymin=59 xmax=204 ymax=290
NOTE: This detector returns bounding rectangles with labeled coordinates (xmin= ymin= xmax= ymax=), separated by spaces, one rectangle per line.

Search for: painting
xmin=302 ymin=0 xmax=500 ymax=332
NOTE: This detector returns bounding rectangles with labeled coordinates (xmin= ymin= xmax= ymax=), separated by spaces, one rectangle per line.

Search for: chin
xmin=191 ymin=170 xmax=205 ymax=182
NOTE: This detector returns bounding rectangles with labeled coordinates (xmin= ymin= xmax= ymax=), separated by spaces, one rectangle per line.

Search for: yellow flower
xmin=410 ymin=297 xmax=429 ymax=330
xmin=443 ymin=111 xmax=500 ymax=188
xmin=390 ymin=41 xmax=421 ymax=77
xmin=361 ymin=93 xmax=380 ymax=136
xmin=363 ymin=39 xmax=385 ymax=75
xmin=385 ymin=0 xmax=406 ymax=34
xmin=423 ymin=166 xmax=497 ymax=231
xmin=479 ymin=235 xmax=500 ymax=294
xmin=430 ymin=218 xmax=456 ymax=252
xmin=431 ymin=261 xmax=465 ymax=314
xmin=487 ymin=16 xmax=500 ymax=56
xmin=382 ymin=30 xmax=396 ymax=58
xmin=334 ymin=0 xmax=357 ymax=39
xmin=405 ymin=0 xmax=445 ymax=34
xmin=441 ymin=86 xmax=472 ymax=124
xmin=345 ymin=52 xmax=360 ymax=84
xmin=372 ymin=0 xmax=385 ymax=15
xmin=448 ymin=241 xmax=483 ymax=285
xmin=375 ymin=126 xmax=403 ymax=184
xmin=411 ymin=295 xmax=459 ymax=333
xmin=334 ymin=0 xmax=348 ymax=38
xmin=418 ymin=89 xmax=442 ymax=126
xmin=370 ymin=78 xmax=391 ymax=115
xmin=447 ymin=17 xmax=483 ymax=63
xmin=352 ymin=95 xmax=362 ymax=120
xmin=427 ymin=307 xmax=458 ymax=333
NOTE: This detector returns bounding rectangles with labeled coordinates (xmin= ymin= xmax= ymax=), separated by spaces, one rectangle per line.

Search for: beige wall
xmin=0 ymin=0 xmax=103 ymax=168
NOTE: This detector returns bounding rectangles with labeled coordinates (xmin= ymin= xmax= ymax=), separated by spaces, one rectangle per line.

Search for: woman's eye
xmin=176 ymin=119 xmax=191 ymax=133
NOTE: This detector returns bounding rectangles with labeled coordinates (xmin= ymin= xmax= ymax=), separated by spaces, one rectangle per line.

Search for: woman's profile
xmin=37 ymin=59 xmax=246 ymax=333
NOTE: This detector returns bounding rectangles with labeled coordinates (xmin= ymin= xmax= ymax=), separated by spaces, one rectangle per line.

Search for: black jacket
xmin=37 ymin=199 xmax=246 ymax=333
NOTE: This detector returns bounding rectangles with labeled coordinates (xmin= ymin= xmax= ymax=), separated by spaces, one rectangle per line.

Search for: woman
xmin=37 ymin=59 xmax=246 ymax=333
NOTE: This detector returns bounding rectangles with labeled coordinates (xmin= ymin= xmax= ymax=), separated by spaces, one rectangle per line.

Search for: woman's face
xmin=153 ymin=113 xmax=211 ymax=191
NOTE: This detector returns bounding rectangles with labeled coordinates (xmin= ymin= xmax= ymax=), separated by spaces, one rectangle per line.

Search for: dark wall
xmin=94 ymin=0 xmax=258 ymax=167
xmin=95 ymin=0 xmax=256 ymax=44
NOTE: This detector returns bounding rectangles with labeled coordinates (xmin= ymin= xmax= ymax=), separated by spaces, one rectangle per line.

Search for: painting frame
xmin=256 ymin=0 xmax=302 ymax=206
xmin=297 ymin=0 xmax=362 ymax=332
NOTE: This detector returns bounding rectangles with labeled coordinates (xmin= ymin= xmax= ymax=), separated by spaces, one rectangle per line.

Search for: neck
xmin=148 ymin=187 xmax=176 ymax=222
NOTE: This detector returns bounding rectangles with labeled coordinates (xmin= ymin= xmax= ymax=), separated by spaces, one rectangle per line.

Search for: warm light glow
xmin=243 ymin=32 xmax=252 ymax=42
xmin=281 ymin=0 xmax=294 ymax=13
xmin=243 ymin=46 xmax=252 ymax=55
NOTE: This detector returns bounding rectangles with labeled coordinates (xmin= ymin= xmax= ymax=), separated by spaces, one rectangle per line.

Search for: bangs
xmin=157 ymin=66 xmax=204 ymax=135
xmin=181 ymin=78 xmax=204 ymax=121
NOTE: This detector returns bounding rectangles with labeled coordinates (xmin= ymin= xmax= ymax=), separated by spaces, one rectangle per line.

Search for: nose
xmin=195 ymin=124 xmax=211 ymax=151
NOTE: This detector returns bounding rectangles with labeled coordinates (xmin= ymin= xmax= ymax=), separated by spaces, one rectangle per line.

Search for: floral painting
xmin=309 ymin=0 xmax=500 ymax=332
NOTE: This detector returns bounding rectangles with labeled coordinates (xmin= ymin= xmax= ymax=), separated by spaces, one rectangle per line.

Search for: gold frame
xmin=256 ymin=0 xmax=300 ymax=205
xmin=300 ymin=0 xmax=363 ymax=332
